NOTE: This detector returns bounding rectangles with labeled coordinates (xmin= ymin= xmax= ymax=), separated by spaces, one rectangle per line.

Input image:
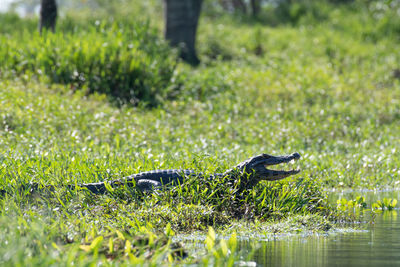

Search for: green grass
xmin=0 ymin=16 xmax=178 ymax=106
xmin=1 ymin=0 xmax=400 ymax=265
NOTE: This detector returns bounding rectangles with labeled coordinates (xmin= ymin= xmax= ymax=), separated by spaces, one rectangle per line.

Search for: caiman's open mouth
xmin=264 ymin=152 xmax=301 ymax=180
xmin=236 ymin=152 xmax=301 ymax=181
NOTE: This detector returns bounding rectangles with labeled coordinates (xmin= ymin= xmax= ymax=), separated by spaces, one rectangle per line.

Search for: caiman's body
xmin=1 ymin=152 xmax=301 ymax=195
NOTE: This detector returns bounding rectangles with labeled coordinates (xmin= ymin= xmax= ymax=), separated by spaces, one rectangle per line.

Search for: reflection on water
xmin=243 ymin=190 xmax=400 ymax=267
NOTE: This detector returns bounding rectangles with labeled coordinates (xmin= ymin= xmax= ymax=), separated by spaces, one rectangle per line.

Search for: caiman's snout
xmin=260 ymin=152 xmax=300 ymax=165
xmin=292 ymin=152 xmax=301 ymax=160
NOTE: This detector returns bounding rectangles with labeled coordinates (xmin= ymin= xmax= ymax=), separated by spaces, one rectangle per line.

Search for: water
xmin=242 ymin=190 xmax=400 ymax=267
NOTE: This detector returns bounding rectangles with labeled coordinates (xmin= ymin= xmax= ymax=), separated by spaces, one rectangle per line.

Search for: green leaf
xmin=208 ymin=226 xmax=216 ymax=242
xmin=125 ymin=239 xmax=132 ymax=254
xmin=104 ymin=181 xmax=114 ymax=193
xmin=116 ymin=230 xmax=125 ymax=240
xmin=89 ymin=236 xmax=104 ymax=250
xmin=165 ymin=223 xmax=175 ymax=237
xmin=220 ymin=239 xmax=229 ymax=256
xmin=228 ymin=232 xmax=237 ymax=251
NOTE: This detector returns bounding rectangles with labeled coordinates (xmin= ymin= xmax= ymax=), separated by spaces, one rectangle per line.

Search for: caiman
xmin=0 ymin=152 xmax=301 ymax=195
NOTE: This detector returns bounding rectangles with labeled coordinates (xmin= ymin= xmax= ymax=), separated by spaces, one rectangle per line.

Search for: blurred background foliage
xmin=1 ymin=0 xmax=399 ymax=106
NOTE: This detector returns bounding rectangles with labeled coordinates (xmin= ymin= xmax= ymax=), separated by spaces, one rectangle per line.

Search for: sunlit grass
xmin=0 ymin=0 xmax=400 ymax=265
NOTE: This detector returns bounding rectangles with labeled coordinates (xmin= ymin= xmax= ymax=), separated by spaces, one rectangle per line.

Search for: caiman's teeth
xmin=288 ymin=159 xmax=300 ymax=170
xmin=265 ymin=158 xmax=300 ymax=172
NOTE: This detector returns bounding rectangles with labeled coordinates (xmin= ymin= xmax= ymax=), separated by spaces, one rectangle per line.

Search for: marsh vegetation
xmin=0 ymin=0 xmax=399 ymax=265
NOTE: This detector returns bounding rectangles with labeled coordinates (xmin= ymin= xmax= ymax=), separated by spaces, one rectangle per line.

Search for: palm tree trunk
xmin=250 ymin=0 xmax=261 ymax=16
xmin=164 ymin=0 xmax=203 ymax=65
xmin=39 ymin=0 xmax=57 ymax=34
xmin=232 ymin=0 xmax=247 ymax=13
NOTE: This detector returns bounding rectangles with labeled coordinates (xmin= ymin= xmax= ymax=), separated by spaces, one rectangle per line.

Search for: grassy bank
xmin=1 ymin=0 xmax=400 ymax=265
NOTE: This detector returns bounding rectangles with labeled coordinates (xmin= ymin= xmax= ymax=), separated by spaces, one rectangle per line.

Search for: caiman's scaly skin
xmin=0 ymin=152 xmax=301 ymax=195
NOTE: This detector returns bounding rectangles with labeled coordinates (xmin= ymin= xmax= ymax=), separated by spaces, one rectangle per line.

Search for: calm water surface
xmin=242 ymin=190 xmax=400 ymax=267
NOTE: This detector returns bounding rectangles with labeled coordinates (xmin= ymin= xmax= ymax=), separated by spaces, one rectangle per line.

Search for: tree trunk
xmin=39 ymin=0 xmax=57 ymax=34
xmin=250 ymin=0 xmax=261 ymax=17
xmin=164 ymin=0 xmax=203 ymax=65
xmin=232 ymin=0 xmax=247 ymax=13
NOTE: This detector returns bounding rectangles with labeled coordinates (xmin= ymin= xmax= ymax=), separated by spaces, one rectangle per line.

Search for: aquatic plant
xmin=336 ymin=196 xmax=368 ymax=212
xmin=372 ymin=198 xmax=398 ymax=211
